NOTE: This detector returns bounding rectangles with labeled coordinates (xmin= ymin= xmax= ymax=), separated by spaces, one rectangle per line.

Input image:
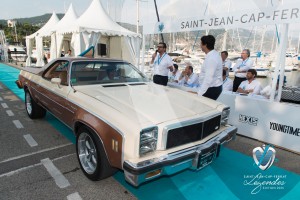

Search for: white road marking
xmin=12 ymin=120 xmax=24 ymax=129
xmin=1 ymin=103 xmax=8 ymax=108
xmin=0 ymin=163 xmax=42 ymax=178
xmin=6 ymin=110 xmax=14 ymax=116
xmin=0 ymin=154 xmax=75 ymax=178
xmin=41 ymin=158 xmax=70 ymax=189
xmin=23 ymin=134 xmax=38 ymax=147
xmin=67 ymin=192 xmax=82 ymax=200
xmin=0 ymin=97 xmax=3 ymax=101
xmin=0 ymin=143 xmax=73 ymax=164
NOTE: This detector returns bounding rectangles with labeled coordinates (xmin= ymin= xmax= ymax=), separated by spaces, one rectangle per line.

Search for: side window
xmin=43 ymin=61 xmax=69 ymax=86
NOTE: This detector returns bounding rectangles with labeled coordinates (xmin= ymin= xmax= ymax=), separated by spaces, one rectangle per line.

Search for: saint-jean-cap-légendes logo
xmin=253 ymin=144 xmax=276 ymax=170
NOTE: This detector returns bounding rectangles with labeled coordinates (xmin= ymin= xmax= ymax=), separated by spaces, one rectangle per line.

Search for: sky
xmin=1 ymin=0 xmax=299 ymax=34
xmin=1 ymin=0 xmax=296 ymax=22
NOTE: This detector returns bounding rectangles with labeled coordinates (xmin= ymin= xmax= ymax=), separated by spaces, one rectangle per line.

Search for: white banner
xmin=217 ymin=93 xmax=300 ymax=154
xmin=143 ymin=3 xmax=300 ymax=34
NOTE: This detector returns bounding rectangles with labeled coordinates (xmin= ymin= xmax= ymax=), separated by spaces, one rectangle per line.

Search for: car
xmin=16 ymin=57 xmax=237 ymax=186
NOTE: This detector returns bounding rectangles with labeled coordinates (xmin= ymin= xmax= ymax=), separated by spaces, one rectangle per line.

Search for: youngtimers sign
xmin=144 ymin=3 xmax=300 ymax=34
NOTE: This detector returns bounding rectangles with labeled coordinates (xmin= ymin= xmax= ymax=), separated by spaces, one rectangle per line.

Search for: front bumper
xmin=123 ymin=125 xmax=237 ymax=186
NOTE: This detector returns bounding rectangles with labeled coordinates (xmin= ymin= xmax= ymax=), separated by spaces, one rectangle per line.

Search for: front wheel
xmin=25 ymin=89 xmax=46 ymax=119
xmin=76 ymin=127 xmax=117 ymax=181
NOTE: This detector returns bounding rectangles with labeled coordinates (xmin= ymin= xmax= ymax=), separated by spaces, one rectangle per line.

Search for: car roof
xmin=60 ymin=57 xmax=126 ymax=63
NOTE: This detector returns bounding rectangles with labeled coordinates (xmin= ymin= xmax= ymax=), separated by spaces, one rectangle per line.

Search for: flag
xmin=7 ymin=20 xmax=16 ymax=27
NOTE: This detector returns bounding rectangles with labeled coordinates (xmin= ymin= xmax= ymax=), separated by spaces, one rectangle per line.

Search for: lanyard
xmin=239 ymin=58 xmax=248 ymax=68
xmin=223 ymin=77 xmax=228 ymax=84
xmin=157 ymin=53 xmax=166 ymax=65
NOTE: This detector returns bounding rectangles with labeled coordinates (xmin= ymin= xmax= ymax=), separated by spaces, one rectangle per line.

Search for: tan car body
xmin=17 ymin=57 xmax=236 ymax=186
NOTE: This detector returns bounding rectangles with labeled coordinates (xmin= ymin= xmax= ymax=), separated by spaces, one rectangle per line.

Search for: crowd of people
xmin=151 ymin=35 xmax=286 ymax=100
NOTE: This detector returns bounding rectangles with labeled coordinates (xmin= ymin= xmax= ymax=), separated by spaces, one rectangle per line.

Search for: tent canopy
xmin=56 ymin=0 xmax=139 ymax=38
xmin=50 ymin=4 xmax=78 ymax=33
xmin=27 ymin=12 xmax=60 ymax=38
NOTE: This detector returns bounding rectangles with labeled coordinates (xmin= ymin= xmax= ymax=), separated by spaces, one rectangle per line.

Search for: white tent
xmin=49 ymin=4 xmax=78 ymax=61
xmin=54 ymin=0 xmax=141 ymax=65
xmin=25 ymin=12 xmax=60 ymax=66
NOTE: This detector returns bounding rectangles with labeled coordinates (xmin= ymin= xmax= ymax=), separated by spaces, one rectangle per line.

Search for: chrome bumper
xmin=123 ymin=125 xmax=237 ymax=187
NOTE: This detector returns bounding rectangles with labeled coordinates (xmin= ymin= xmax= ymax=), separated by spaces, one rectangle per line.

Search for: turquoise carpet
xmin=1 ymin=63 xmax=299 ymax=200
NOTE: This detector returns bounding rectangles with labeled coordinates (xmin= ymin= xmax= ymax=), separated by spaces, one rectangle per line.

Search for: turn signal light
xmin=145 ymin=169 xmax=162 ymax=179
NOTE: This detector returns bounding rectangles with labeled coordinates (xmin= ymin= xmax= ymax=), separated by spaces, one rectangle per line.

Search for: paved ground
xmin=226 ymin=134 xmax=300 ymax=174
xmin=0 ymin=81 xmax=136 ymax=200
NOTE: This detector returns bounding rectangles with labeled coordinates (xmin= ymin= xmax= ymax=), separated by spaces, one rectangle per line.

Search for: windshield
xmin=70 ymin=61 xmax=148 ymax=86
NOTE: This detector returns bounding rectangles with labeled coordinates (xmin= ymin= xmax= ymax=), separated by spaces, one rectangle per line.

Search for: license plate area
xmin=196 ymin=148 xmax=217 ymax=169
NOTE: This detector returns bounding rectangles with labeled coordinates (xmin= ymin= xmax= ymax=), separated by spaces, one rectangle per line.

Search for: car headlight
xmin=139 ymin=127 xmax=158 ymax=156
xmin=221 ymin=107 xmax=230 ymax=125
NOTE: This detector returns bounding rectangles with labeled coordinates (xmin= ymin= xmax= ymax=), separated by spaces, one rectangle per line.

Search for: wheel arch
xmin=74 ymin=119 xmax=123 ymax=169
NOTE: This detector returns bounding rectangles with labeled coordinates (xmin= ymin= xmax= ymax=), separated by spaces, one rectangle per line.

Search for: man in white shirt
xmin=260 ymin=75 xmax=287 ymax=99
xmin=65 ymin=49 xmax=72 ymax=57
xmin=151 ymin=42 xmax=173 ymax=86
xmin=196 ymin=35 xmax=223 ymax=100
xmin=237 ymin=69 xmax=261 ymax=95
xmin=221 ymin=51 xmax=232 ymax=77
xmin=222 ymin=69 xmax=233 ymax=91
xmin=232 ymin=49 xmax=254 ymax=92
xmin=178 ymin=63 xmax=199 ymax=87
xmin=168 ymin=63 xmax=181 ymax=83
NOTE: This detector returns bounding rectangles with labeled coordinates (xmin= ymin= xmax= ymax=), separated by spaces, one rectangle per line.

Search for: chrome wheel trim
xmin=78 ymin=132 xmax=98 ymax=174
xmin=25 ymin=92 xmax=32 ymax=115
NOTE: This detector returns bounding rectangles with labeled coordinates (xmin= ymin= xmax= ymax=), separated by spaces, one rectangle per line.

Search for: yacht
xmin=8 ymin=45 xmax=27 ymax=62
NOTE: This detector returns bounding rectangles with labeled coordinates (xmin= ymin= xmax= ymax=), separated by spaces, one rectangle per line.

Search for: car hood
xmin=74 ymin=83 xmax=221 ymax=125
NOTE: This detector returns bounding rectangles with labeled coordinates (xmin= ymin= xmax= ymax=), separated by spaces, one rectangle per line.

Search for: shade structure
xmin=25 ymin=12 xmax=60 ymax=66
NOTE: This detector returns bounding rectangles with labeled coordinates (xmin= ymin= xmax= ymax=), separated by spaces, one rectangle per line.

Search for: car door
xmin=37 ymin=60 xmax=74 ymax=127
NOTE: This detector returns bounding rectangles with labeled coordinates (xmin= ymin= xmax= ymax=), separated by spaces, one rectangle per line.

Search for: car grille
xmin=166 ymin=115 xmax=221 ymax=149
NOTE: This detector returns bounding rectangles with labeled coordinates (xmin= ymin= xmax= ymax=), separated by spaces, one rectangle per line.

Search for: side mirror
xmin=51 ymin=78 xmax=61 ymax=84
xmin=51 ymin=78 xmax=62 ymax=88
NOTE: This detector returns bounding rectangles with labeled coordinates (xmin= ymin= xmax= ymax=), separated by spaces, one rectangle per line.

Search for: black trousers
xmin=233 ymin=76 xmax=246 ymax=92
xmin=153 ymin=75 xmax=168 ymax=86
xmin=203 ymin=85 xmax=223 ymax=100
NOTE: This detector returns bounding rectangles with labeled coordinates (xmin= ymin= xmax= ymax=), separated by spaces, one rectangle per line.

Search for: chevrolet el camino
xmin=16 ymin=57 xmax=237 ymax=186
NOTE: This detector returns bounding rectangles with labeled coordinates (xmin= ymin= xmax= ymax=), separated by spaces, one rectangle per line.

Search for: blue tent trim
xmin=78 ymin=46 xmax=95 ymax=57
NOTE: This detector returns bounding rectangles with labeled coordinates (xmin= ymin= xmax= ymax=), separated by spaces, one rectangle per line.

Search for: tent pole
xmin=154 ymin=0 xmax=164 ymax=43
xmin=142 ymin=35 xmax=145 ymax=73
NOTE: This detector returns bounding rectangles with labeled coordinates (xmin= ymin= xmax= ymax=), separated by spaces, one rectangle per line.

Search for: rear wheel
xmin=25 ymin=89 xmax=46 ymax=119
xmin=76 ymin=127 xmax=117 ymax=180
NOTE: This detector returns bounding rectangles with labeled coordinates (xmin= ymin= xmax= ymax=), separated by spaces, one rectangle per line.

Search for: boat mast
xmin=221 ymin=0 xmax=231 ymax=51
xmin=297 ymin=32 xmax=300 ymax=56
xmin=136 ymin=0 xmax=139 ymax=34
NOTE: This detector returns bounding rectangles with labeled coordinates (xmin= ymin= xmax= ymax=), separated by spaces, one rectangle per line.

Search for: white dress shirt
xmin=198 ymin=50 xmax=223 ymax=96
xmin=178 ymin=73 xmax=199 ymax=87
xmin=222 ymin=59 xmax=232 ymax=76
xmin=222 ymin=77 xmax=233 ymax=91
xmin=239 ymin=79 xmax=262 ymax=94
xmin=153 ymin=53 xmax=173 ymax=76
xmin=168 ymin=70 xmax=181 ymax=82
xmin=232 ymin=58 xmax=253 ymax=78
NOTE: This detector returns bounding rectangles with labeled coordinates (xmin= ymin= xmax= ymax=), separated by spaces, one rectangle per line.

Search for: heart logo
xmin=253 ymin=144 xmax=276 ymax=170
xmin=158 ymin=22 xmax=165 ymax=33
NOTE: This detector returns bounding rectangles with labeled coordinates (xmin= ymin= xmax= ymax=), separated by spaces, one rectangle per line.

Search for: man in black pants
xmin=195 ymin=35 xmax=223 ymax=100
xmin=232 ymin=49 xmax=254 ymax=92
xmin=151 ymin=42 xmax=173 ymax=86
